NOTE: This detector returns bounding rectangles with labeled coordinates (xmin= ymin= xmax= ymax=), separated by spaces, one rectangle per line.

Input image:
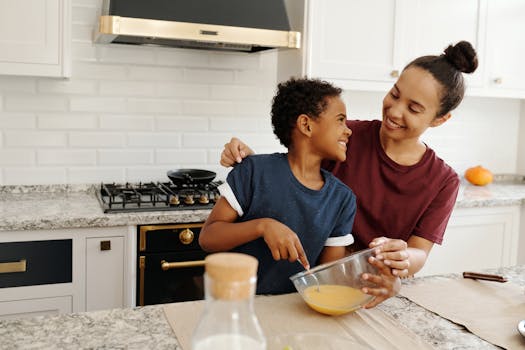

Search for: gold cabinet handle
xmin=390 ymin=70 xmax=399 ymax=78
xmin=161 ymin=259 xmax=205 ymax=271
xmin=0 ymin=259 xmax=27 ymax=274
xmin=493 ymin=77 xmax=503 ymax=84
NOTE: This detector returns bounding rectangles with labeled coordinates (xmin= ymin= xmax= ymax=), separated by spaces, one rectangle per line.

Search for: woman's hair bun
xmin=443 ymin=41 xmax=478 ymax=74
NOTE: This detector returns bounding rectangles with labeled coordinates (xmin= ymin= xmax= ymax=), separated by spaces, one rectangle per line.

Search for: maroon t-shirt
xmin=325 ymin=120 xmax=459 ymax=248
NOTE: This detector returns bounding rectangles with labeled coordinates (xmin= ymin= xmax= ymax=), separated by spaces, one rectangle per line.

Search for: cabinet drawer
xmin=0 ymin=239 xmax=72 ymax=288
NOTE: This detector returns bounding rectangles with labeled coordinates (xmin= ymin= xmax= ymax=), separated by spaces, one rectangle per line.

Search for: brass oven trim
xmin=139 ymin=256 xmax=145 ymax=306
xmin=139 ymin=223 xmax=204 ymax=252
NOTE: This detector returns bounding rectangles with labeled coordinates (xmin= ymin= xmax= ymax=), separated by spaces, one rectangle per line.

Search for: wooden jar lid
xmin=205 ymin=253 xmax=258 ymax=300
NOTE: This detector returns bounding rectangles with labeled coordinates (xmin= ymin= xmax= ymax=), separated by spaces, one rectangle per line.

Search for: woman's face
xmin=381 ymin=66 xmax=446 ymax=142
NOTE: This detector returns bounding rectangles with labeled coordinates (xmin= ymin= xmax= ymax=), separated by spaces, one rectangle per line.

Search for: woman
xmin=220 ymin=41 xmax=478 ymax=307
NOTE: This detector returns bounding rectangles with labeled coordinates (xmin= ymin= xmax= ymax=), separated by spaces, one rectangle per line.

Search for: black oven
xmin=137 ymin=223 xmax=208 ymax=306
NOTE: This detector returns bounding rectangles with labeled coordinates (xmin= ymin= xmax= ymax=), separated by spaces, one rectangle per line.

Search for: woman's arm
xmin=199 ymin=196 xmax=310 ymax=268
xmin=317 ymin=246 xmax=346 ymax=264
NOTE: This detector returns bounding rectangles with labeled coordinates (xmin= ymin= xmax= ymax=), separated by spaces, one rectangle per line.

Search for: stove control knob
xmin=179 ymin=228 xmax=194 ymax=245
xmin=199 ymin=193 xmax=210 ymax=204
xmin=170 ymin=195 xmax=180 ymax=205
xmin=184 ymin=194 xmax=195 ymax=205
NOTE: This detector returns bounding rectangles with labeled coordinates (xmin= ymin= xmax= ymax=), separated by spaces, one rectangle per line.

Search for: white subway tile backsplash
xmin=156 ymin=149 xmax=207 ymax=164
xmin=72 ymin=5 xmax=98 ymax=24
xmin=3 ymin=167 xmax=67 ymax=185
xmin=0 ymin=113 xmax=36 ymax=129
xmin=156 ymin=83 xmax=209 ymax=98
xmin=127 ymin=66 xmax=183 ymax=81
xmin=127 ymin=133 xmax=181 ymax=148
xmin=210 ymin=118 xmax=263 ymax=132
xmin=182 ymin=100 xmax=234 ymax=116
xmin=5 ymin=95 xmax=68 ymax=112
xmin=99 ymin=81 xmax=157 ymax=97
xmin=72 ymin=24 xmax=94 ymax=43
xmin=98 ymin=150 xmax=153 ymax=165
xmin=37 ymin=150 xmax=97 ymax=165
xmin=68 ymin=167 xmax=125 ymax=184
xmin=182 ymin=133 xmax=237 ymax=148
xmin=5 ymin=131 xmax=67 ymax=147
xmin=209 ymin=52 xmax=260 ymax=70
xmin=100 ymin=115 xmax=154 ymax=131
xmin=0 ymin=77 xmax=37 ymax=93
xmin=99 ymin=45 xmax=156 ymax=65
xmin=155 ymin=117 xmax=209 ymax=131
xmin=157 ymin=48 xmax=210 ymax=68
xmin=72 ymin=43 xmax=98 ymax=62
xmin=73 ymin=62 xmax=127 ymax=80
xmin=126 ymin=167 xmax=173 ymax=183
xmin=235 ymin=101 xmax=271 ymax=117
xmin=0 ymin=150 xmax=35 ymax=165
xmin=69 ymin=132 xmax=126 ymax=147
xmin=126 ymin=98 xmax=182 ymax=114
xmin=184 ymin=68 xmax=234 ymax=84
xmin=70 ymin=97 xmax=126 ymax=113
xmin=211 ymin=85 xmax=261 ymax=100
xmin=38 ymin=113 xmax=97 ymax=130
xmin=37 ymin=79 xmax=97 ymax=95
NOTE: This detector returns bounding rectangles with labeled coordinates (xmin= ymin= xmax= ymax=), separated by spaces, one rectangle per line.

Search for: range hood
xmin=94 ymin=0 xmax=301 ymax=53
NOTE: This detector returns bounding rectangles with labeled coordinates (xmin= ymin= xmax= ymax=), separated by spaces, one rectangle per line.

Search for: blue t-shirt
xmin=219 ymin=153 xmax=356 ymax=294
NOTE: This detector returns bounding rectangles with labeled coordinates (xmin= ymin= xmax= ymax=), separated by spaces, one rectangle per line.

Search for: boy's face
xmin=310 ymin=96 xmax=351 ymax=162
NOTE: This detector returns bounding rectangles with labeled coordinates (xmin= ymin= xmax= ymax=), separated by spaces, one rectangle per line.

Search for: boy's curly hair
xmin=271 ymin=77 xmax=342 ymax=148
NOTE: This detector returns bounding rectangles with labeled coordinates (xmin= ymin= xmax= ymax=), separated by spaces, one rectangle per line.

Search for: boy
xmin=199 ymin=78 xmax=355 ymax=294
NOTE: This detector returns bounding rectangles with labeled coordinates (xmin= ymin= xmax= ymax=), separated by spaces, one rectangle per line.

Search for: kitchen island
xmin=1 ymin=265 xmax=523 ymax=350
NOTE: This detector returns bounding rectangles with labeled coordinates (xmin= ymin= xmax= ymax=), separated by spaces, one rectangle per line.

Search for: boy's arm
xmin=318 ymin=246 xmax=346 ymax=264
xmin=199 ymin=196 xmax=265 ymax=251
xmin=199 ymin=196 xmax=310 ymax=268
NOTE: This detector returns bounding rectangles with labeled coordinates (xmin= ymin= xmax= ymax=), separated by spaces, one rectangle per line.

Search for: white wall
xmin=0 ymin=0 xmax=522 ymax=185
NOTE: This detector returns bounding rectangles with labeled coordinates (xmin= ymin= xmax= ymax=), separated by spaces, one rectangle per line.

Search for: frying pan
xmin=167 ymin=169 xmax=216 ymax=185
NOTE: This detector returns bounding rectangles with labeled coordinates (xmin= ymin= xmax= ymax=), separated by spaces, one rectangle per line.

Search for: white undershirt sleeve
xmin=218 ymin=182 xmax=244 ymax=217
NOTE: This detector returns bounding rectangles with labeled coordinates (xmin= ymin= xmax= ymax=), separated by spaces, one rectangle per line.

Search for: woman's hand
xmin=361 ymin=256 xmax=401 ymax=308
xmin=369 ymin=237 xmax=410 ymax=277
xmin=220 ymin=137 xmax=254 ymax=167
xmin=260 ymin=218 xmax=310 ymax=269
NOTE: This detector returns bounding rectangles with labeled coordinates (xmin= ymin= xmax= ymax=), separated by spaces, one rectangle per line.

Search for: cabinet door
xmin=86 ymin=236 xmax=124 ymax=311
xmin=0 ymin=296 xmax=72 ymax=320
xmin=418 ymin=206 xmax=520 ymax=277
xmin=305 ymin=0 xmax=409 ymax=90
xmin=0 ymin=0 xmax=70 ymax=77
xmin=485 ymin=0 xmax=525 ymax=96
xmin=404 ymin=0 xmax=486 ymax=88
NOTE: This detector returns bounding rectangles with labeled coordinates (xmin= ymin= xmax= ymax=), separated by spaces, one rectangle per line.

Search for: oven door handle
xmin=160 ymin=259 xmax=205 ymax=271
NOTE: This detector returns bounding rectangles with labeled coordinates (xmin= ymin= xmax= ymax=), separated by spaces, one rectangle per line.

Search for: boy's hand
xmin=361 ymin=256 xmax=401 ymax=308
xmin=220 ymin=137 xmax=254 ymax=167
xmin=369 ymin=237 xmax=410 ymax=277
xmin=261 ymin=219 xmax=310 ymax=269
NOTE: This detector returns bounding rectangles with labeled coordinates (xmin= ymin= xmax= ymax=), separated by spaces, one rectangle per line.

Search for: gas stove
xmin=98 ymin=181 xmax=223 ymax=213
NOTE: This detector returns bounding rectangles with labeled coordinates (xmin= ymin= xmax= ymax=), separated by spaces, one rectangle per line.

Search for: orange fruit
xmin=464 ymin=165 xmax=493 ymax=186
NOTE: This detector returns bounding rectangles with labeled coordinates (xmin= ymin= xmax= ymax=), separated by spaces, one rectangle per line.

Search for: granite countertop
xmin=1 ymin=265 xmax=522 ymax=350
xmin=0 ymin=175 xmax=525 ymax=231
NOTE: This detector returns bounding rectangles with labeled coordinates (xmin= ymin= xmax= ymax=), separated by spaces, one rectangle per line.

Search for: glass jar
xmin=191 ymin=253 xmax=266 ymax=350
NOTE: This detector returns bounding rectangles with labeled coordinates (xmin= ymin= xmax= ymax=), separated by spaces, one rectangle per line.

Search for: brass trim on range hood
xmin=94 ymin=15 xmax=301 ymax=52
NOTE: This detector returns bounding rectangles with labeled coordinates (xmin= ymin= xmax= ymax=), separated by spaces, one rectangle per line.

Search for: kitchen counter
xmin=1 ymin=175 xmax=525 ymax=231
xmin=1 ymin=264 xmax=522 ymax=350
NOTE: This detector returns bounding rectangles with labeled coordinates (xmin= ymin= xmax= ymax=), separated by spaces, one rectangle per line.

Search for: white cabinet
xmin=0 ymin=0 xmax=71 ymax=78
xmin=303 ymin=0 xmax=525 ymax=98
xmin=417 ymin=206 xmax=520 ymax=277
xmin=481 ymin=0 xmax=525 ymax=98
xmin=0 ymin=227 xmax=129 ymax=319
xmin=86 ymin=236 xmax=125 ymax=311
xmin=305 ymin=0 xmax=408 ymax=91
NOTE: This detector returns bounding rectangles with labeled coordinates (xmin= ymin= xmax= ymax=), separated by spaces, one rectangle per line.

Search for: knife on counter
xmin=462 ymin=271 xmax=508 ymax=283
